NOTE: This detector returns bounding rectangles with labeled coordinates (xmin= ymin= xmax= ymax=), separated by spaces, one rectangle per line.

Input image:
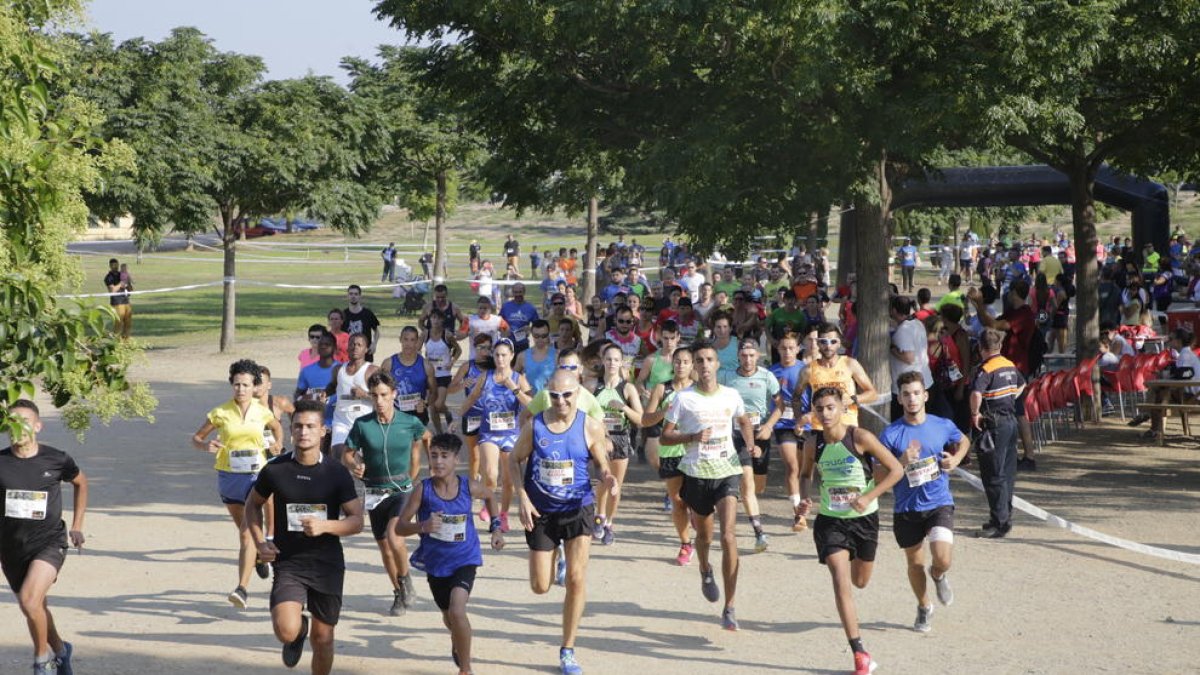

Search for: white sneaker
xmin=913 ymin=605 xmax=933 ymax=632
xmin=934 ymin=572 xmax=954 ymax=606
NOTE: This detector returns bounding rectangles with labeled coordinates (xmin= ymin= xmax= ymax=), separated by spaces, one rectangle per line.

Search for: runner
xmin=673 ymin=297 xmax=706 ymax=346
xmin=326 ymin=309 xmax=350 ymax=363
xmin=794 ymin=323 xmax=879 ymax=431
xmin=1 ymin=400 xmax=88 ymax=675
xmin=392 ymin=433 xmax=505 ymax=675
xmin=423 ymin=311 xmax=461 ymax=434
xmin=767 ymin=333 xmax=808 ymax=531
xmin=344 ymin=371 xmax=431 ymax=617
xmin=500 ymin=282 xmax=540 ymax=353
xmin=591 ymin=343 xmax=644 ymax=545
xmin=661 ymin=342 xmax=755 ymax=631
xmin=641 ymin=347 xmax=696 ymax=562
xmin=386 ymin=326 xmax=436 ymax=426
xmin=421 ymin=284 xmax=470 ymax=341
xmin=603 ymin=305 xmax=645 ymax=376
xmin=510 ymin=369 xmax=618 ymax=675
xmin=710 ymin=312 xmax=740 ymax=374
xmin=467 ymin=297 xmax=509 ymax=360
xmin=879 ymin=372 xmax=970 ymax=632
xmin=515 ymin=319 xmax=557 ymax=395
xmin=796 ymin=388 xmax=903 ymax=675
xmin=191 ymin=359 xmax=283 ymax=608
xmin=461 ymin=339 xmax=531 ymax=533
xmin=719 ymin=338 xmax=781 ymax=552
xmin=245 ymin=399 xmax=364 ymax=675
xmin=325 ymin=334 xmax=379 ymax=459
xmin=636 ymin=321 xmax=682 ymax=495
xmin=448 ymin=333 xmax=495 ymax=482
xmin=256 ymin=366 xmax=294 ymax=576
xmin=344 ymin=284 xmax=382 ymax=361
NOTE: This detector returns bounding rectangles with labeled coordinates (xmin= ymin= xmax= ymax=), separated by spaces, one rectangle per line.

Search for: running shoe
xmin=554 ymin=544 xmax=567 ymax=586
xmin=934 ymin=572 xmax=954 ymax=606
xmin=721 ymin=606 xmax=739 ymax=631
xmin=700 ymin=566 xmax=720 ymax=603
xmin=32 ymin=658 xmax=57 ymax=675
xmin=853 ymin=651 xmax=877 ymax=675
xmin=56 ymin=642 xmax=73 ymax=675
xmin=601 ymin=525 xmax=615 ymax=546
xmin=255 ymin=560 xmax=270 ymax=580
xmin=754 ymin=532 xmax=769 ymax=553
xmin=675 ymin=542 xmax=694 ymax=566
xmin=559 ymin=647 xmax=583 ymax=675
xmin=591 ymin=516 xmax=606 ymax=541
xmin=792 ymin=513 xmax=808 ymax=532
xmin=390 ymin=588 xmax=406 ymax=616
xmin=663 ymin=493 xmax=673 ymax=511
xmin=282 ymin=615 xmax=308 ymax=668
xmin=913 ymin=605 xmax=933 ymax=632
xmin=478 ymin=506 xmax=490 ymax=523
xmin=500 ymin=512 xmax=510 ymax=533
xmin=227 ymin=585 xmax=249 ymax=609
xmin=401 ymin=573 xmax=416 ymax=607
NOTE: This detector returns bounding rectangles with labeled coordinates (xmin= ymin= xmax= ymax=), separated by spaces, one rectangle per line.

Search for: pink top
xmin=297 ymin=348 xmax=320 ymax=369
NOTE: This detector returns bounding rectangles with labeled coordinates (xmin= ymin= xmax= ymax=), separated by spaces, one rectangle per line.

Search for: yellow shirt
xmin=206 ymin=399 xmax=274 ymax=473
xmin=807 ymin=355 xmax=859 ymax=429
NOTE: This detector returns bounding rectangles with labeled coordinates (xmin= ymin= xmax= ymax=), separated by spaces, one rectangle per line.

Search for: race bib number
xmin=262 ymin=428 xmax=276 ymax=451
xmin=431 ymin=513 xmax=468 ymax=543
xmin=604 ymin=411 xmax=625 ymax=433
xmin=228 ymin=449 xmax=263 ymax=474
xmin=303 ymin=387 xmax=325 ymax=400
xmin=364 ymin=488 xmax=392 ymax=511
xmin=698 ymin=436 xmax=730 ymax=461
xmin=827 ymin=486 xmax=861 ymax=512
xmin=513 ymin=326 xmax=529 ymax=342
xmin=286 ymin=503 xmax=328 ymax=532
xmin=5 ymin=490 xmax=48 ymax=520
xmin=434 ymin=356 xmax=451 ymax=372
xmin=336 ymin=400 xmax=371 ymax=418
xmin=905 ymin=456 xmax=941 ymax=488
xmin=538 ymin=458 xmax=575 ymax=487
xmin=395 ymin=393 xmax=421 ymax=412
xmin=466 ymin=415 xmax=482 ymax=434
xmin=781 ymin=407 xmax=795 ymax=421
xmin=746 ymin=412 xmax=761 ymax=427
xmin=489 ymin=411 xmax=516 ymax=431
xmin=947 ymin=363 xmax=964 ymax=383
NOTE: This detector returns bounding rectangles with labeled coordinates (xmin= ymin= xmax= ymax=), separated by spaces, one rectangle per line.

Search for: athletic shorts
xmin=813 ymin=512 xmax=880 ymax=564
xmin=773 ymin=428 xmax=800 ymax=445
xmin=271 ymin=566 xmax=344 ymax=626
xmin=609 ymin=433 xmax=633 ymax=461
xmin=642 ymin=421 xmax=663 ymax=438
xmin=428 ymin=565 xmax=477 ymax=611
xmin=331 ymin=421 xmax=353 ymax=446
xmin=436 ymin=375 xmax=452 ymax=388
xmin=680 ymin=474 xmax=740 ymax=517
xmin=657 ymin=455 xmax=684 ymax=480
xmin=893 ymin=505 xmax=955 ymax=549
xmin=478 ymin=431 xmax=518 ymax=452
xmin=367 ymin=490 xmax=411 ymax=541
xmin=525 ymin=504 xmax=595 ymax=551
xmin=1 ymin=541 xmax=67 ymax=591
xmin=733 ymin=433 xmax=771 ymax=475
xmin=217 ymin=470 xmax=257 ymax=505
xmin=462 ymin=414 xmax=482 ymax=437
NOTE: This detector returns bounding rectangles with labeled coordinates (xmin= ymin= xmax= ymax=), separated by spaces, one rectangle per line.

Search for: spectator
xmin=104 ymin=257 xmax=133 ymax=338
xmin=529 ymin=245 xmax=542 ymax=278
xmin=380 ymin=242 xmax=396 ymax=282
xmin=897 ymin=237 xmax=920 ymax=293
xmin=888 ymin=295 xmax=937 ymax=420
xmin=914 ymin=288 xmax=936 ymax=321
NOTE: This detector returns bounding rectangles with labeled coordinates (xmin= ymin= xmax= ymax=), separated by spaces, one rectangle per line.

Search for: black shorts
xmin=462 ymin=414 xmax=482 ymax=437
xmin=609 ymin=433 xmax=633 ymax=461
xmin=658 ymin=455 xmax=684 ymax=480
xmin=680 ymin=474 xmax=740 ymax=517
xmin=733 ymin=433 xmax=771 ymax=475
xmin=525 ymin=504 xmax=595 ymax=551
xmin=271 ymin=566 xmax=344 ymax=626
xmin=436 ymin=375 xmax=452 ymax=388
xmin=1 ymin=541 xmax=67 ymax=592
xmin=893 ymin=505 xmax=955 ymax=549
xmin=773 ymin=428 xmax=800 ymax=445
xmin=643 ymin=421 xmax=663 ymax=438
xmin=813 ymin=512 xmax=880 ymax=564
xmin=427 ymin=565 xmax=477 ymax=611
xmin=367 ymin=490 xmax=410 ymax=541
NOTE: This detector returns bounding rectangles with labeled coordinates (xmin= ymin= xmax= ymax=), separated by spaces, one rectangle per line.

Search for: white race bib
xmin=538 ymin=458 xmax=575 ymax=487
xmin=905 ymin=456 xmax=941 ymax=488
xmin=286 ymin=503 xmax=328 ymax=532
xmin=431 ymin=513 xmax=469 ymax=543
xmin=698 ymin=436 xmax=731 ymax=461
xmin=781 ymin=407 xmax=795 ymax=421
xmin=335 ymin=399 xmax=371 ymax=418
xmin=604 ymin=412 xmax=625 ymax=433
xmin=364 ymin=488 xmax=392 ymax=511
xmin=947 ymin=363 xmax=964 ymax=383
xmin=827 ymin=486 xmax=861 ymax=512
xmin=513 ymin=326 xmax=529 ymax=342
xmin=396 ymin=393 xmax=421 ymax=412
xmin=5 ymin=490 xmax=48 ymax=520
xmin=489 ymin=411 xmax=516 ymax=431
xmin=262 ymin=429 xmax=276 ymax=451
xmin=746 ymin=412 xmax=761 ymax=427
xmin=228 ymin=449 xmax=263 ymax=474
xmin=466 ymin=415 xmax=482 ymax=434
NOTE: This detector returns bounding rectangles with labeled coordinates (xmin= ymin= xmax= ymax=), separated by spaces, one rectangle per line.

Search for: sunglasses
xmin=553 ymin=302 xmax=564 ymax=306
xmin=616 ymin=319 xmax=634 ymax=325
xmin=532 ymin=333 xmax=550 ymax=339
xmin=817 ymin=338 xmax=840 ymax=346
xmin=558 ymin=364 xmax=580 ymax=371
xmin=547 ymin=389 xmax=576 ymax=400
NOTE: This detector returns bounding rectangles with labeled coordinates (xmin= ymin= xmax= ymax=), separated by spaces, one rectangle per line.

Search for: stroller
xmin=392 ymin=261 xmax=430 ymax=316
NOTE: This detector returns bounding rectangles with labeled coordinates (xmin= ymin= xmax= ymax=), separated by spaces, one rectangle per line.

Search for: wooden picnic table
xmin=1140 ymin=379 xmax=1200 ymax=445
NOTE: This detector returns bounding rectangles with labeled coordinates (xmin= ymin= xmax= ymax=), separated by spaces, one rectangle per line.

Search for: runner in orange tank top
xmin=795 ymin=323 xmax=880 ymax=431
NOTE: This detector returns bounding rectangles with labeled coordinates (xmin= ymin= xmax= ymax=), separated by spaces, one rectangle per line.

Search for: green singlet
xmin=814 ymin=426 xmax=878 ymax=519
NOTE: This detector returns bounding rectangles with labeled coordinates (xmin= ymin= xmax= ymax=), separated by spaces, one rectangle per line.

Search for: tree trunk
xmin=584 ymin=195 xmax=599 ymax=302
xmin=434 ymin=170 xmax=448 ymax=283
xmin=836 ymin=201 xmax=856 ymax=286
xmin=219 ymin=208 xmax=238 ymax=352
xmin=854 ymin=160 xmax=894 ymax=434
xmin=816 ymin=207 xmax=829 ymax=254
xmin=1068 ymin=162 xmax=1101 ymax=421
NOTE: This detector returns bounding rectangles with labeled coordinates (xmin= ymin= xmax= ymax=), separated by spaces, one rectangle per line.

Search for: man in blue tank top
xmin=510 ymin=370 xmax=616 ymax=675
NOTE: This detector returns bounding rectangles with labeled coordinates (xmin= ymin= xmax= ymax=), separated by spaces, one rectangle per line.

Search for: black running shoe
xmin=282 ymin=615 xmax=308 ymax=668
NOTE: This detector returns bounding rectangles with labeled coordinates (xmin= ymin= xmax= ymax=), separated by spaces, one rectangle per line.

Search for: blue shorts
xmin=217 ymin=470 xmax=257 ymax=505
xmin=478 ymin=431 xmax=518 ymax=452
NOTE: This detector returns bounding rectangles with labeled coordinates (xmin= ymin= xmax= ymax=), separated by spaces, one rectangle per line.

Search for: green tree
xmin=0 ymin=0 xmax=154 ymax=436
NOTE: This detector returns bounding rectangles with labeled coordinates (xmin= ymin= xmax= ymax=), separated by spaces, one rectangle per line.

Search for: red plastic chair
xmin=1071 ymin=356 xmax=1099 ymax=424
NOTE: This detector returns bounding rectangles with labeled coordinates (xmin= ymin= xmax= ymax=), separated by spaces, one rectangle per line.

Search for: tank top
xmin=657 ymin=383 xmax=685 ymax=459
xmin=807 ymin=355 xmax=858 ymax=429
xmin=462 ymin=362 xmax=487 ymax=434
xmin=646 ymin=352 xmax=675 ymax=390
xmin=335 ymin=362 xmax=371 ymax=416
xmin=677 ymin=317 xmax=702 ymax=346
xmin=526 ymin=411 xmax=594 ymax=513
xmin=814 ymin=426 xmax=878 ymax=519
xmin=715 ymin=338 xmax=739 ymax=373
xmin=593 ymin=379 xmax=630 ymax=435
xmin=468 ymin=314 xmax=504 ymax=358
xmin=524 ymin=345 xmax=557 ymax=394
xmin=479 ymin=370 xmax=520 ymax=435
xmin=605 ymin=329 xmax=642 ymax=371
xmin=389 ymin=354 xmax=429 ymax=413
xmin=415 ymin=475 xmax=482 ymax=577
xmin=770 ymin=362 xmax=805 ymax=430
xmin=424 ymin=335 xmax=454 ymax=378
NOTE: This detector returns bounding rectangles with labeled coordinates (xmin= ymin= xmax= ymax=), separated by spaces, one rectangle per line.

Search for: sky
xmin=86 ymin=0 xmax=410 ymax=84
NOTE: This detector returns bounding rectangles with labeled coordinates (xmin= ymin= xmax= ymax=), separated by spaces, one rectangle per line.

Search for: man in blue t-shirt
xmin=897 ymin=237 xmax=920 ymax=292
xmin=878 ymin=371 xmax=970 ymax=633
xmin=600 ymin=268 xmax=631 ymax=303
xmin=296 ymin=333 xmax=341 ymax=425
xmin=500 ymin=282 xmax=540 ymax=354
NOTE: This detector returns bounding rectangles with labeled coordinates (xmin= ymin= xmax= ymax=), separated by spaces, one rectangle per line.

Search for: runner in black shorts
xmin=720 ymin=339 xmax=781 ymax=553
xmin=640 ymin=348 xmax=696 ymax=565
xmin=591 ymin=343 xmax=644 ymax=546
xmin=1 ymin=400 xmax=88 ymax=675
xmin=246 ymin=400 xmax=364 ymax=675
xmin=797 ymin=388 xmax=902 ymax=675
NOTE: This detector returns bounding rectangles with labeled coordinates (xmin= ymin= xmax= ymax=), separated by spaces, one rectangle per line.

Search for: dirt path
xmin=2 ymin=337 xmax=1197 ymax=674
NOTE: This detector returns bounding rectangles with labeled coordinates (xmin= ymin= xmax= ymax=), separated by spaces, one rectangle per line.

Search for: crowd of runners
xmin=5 ymin=238 xmax=1041 ymax=675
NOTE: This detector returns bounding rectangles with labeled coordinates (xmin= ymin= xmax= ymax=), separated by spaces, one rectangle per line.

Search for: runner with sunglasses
xmin=515 ymin=319 xmax=557 ymax=395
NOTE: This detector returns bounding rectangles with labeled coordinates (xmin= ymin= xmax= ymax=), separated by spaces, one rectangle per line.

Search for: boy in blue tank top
xmin=393 ymin=434 xmax=504 ymax=675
